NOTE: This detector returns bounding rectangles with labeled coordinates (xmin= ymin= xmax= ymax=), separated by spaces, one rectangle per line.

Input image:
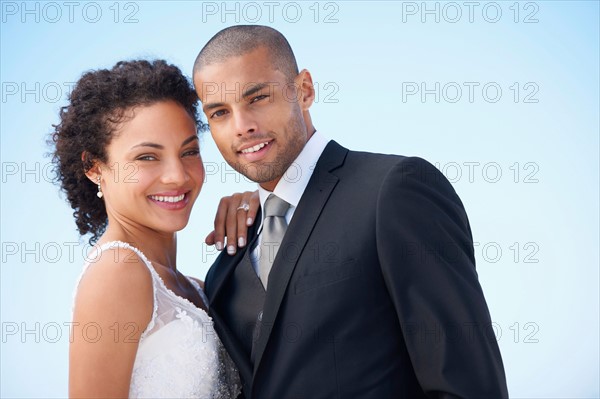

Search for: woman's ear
xmin=295 ymin=69 xmax=315 ymax=110
xmin=82 ymin=151 xmax=102 ymax=183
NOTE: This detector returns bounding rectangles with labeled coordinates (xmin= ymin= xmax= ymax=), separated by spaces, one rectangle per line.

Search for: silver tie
xmin=258 ymin=194 xmax=290 ymax=289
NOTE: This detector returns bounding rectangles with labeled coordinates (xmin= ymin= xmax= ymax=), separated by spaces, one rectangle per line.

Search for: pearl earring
xmin=96 ymin=176 xmax=103 ymax=199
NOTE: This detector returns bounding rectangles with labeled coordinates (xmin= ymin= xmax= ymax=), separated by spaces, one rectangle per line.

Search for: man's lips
xmin=237 ymin=140 xmax=273 ymax=161
xmin=238 ymin=140 xmax=273 ymax=154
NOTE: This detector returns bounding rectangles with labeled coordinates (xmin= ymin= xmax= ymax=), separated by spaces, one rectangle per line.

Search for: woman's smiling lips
xmin=238 ymin=140 xmax=273 ymax=162
xmin=148 ymin=191 xmax=191 ymax=210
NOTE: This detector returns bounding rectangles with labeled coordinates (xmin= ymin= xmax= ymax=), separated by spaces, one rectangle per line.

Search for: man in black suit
xmin=193 ymin=25 xmax=508 ymax=398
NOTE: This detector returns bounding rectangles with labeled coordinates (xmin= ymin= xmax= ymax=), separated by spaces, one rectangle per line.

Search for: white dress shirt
xmin=250 ymin=131 xmax=330 ymax=274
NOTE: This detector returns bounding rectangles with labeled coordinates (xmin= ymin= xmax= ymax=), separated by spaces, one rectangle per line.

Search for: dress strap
xmin=185 ymin=276 xmax=209 ymax=309
xmin=72 ymin=240 xmax=159 ymax=339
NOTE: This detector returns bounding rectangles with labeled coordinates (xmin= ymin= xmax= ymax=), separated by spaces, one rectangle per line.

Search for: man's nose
xmin=233 ymin=111 xmax=258 ymax=137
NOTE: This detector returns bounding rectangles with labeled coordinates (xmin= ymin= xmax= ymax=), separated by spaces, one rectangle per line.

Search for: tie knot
xmin=264 ymin=194 xmax=290 ymax=217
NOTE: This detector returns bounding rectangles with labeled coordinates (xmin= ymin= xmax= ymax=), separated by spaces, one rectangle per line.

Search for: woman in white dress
xmin=51 ymin=59 xmax=256 ymax=398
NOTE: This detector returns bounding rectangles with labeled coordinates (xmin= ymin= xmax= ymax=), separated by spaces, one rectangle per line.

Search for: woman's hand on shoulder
xmin=206 ymin=190 xmax=259 ymax=256
xmin=69 ymin=245 xmax=153 ymax=398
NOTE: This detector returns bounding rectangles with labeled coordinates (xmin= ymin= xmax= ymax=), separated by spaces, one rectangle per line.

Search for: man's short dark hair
xmin=194 ymin=25 xmax=299 ymax=81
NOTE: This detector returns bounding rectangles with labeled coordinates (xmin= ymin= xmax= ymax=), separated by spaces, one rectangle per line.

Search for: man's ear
xmin=295 ymin=69 xmax=315 ymax=110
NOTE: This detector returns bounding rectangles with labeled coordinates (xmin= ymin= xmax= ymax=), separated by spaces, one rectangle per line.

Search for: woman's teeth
xmin=241 ymin=142 xmax=269 ymax=154
xmin=149 ymin=194 xmax=185 ymax=203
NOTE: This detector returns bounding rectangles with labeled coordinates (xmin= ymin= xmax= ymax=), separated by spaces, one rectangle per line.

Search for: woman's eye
xmin=137 ymin=155 xmax=156 ymax=161
xmin=183 ymin=148 xmax=200 ymax=157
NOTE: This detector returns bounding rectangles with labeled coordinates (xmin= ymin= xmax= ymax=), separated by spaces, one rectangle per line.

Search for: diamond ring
xmin=237 ymin=203 xmax=250 ymax=212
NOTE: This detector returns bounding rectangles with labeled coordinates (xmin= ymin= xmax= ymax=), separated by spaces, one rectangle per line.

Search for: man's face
xmin=194 ymin=47 xmax=312 ymax=191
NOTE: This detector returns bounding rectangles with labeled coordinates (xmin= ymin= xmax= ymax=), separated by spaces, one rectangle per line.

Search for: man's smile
xmin=237 ymin=139 xmax=274 ymax=161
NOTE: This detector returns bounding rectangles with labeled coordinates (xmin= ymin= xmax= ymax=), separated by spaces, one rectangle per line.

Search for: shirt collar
xmin=258 ymin=130 xmax=330 ymax=211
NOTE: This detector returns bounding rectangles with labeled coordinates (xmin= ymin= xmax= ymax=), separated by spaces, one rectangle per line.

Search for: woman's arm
xmin=69 ymin=247 xmax=153 ymax=398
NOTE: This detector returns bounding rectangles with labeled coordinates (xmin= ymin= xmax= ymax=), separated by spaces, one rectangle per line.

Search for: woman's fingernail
xmin=216 ymin=242 xmax=223 ymax=251
xmin=247 ymin=217 xmax=253 ymax=225
xmin=227 ymin=245 xmax=236 ymax=255
xmin=238 ymin=237 xmax=246 ymax=247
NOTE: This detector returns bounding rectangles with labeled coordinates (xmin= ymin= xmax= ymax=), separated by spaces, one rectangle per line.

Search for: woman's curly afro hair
xmin=51 ymin=59 xmax=204 ymax=244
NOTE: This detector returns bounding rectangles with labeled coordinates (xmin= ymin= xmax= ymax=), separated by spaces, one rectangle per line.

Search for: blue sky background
xmin=1 ymin=1 xmax=598 ymax=397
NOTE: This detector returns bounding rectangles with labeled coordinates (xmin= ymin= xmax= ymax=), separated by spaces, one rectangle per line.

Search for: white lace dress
xmin=73 ymin=241 xmax=241 ymax=399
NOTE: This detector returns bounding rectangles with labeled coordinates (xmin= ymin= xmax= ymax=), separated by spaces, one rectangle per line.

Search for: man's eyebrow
xmin=202 ymin=83 xmax=271 ymax=112
xmin=203 ymin=102 xmax=226 ymax=112
xmin=242 ymin=82 xmax=270 ymax=99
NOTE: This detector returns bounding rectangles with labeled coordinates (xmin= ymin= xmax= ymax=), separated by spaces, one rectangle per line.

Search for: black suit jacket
xmin=205 ymin=141 xmax=508 ymax=398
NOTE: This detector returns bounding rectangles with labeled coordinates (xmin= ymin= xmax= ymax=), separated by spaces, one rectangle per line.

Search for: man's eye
xmin=251 ymin=94 xmax=268 ymax=103
xmin=210 ymin=109 xmax=227 ymax=119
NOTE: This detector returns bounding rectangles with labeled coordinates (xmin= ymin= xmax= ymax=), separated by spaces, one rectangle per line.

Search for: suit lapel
xmin=252 ymin=141 xmax=348 ymax=378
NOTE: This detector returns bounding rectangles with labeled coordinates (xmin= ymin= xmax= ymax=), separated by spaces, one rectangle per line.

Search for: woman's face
xmin=98 ymin=100 xmax=204 ymax=235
